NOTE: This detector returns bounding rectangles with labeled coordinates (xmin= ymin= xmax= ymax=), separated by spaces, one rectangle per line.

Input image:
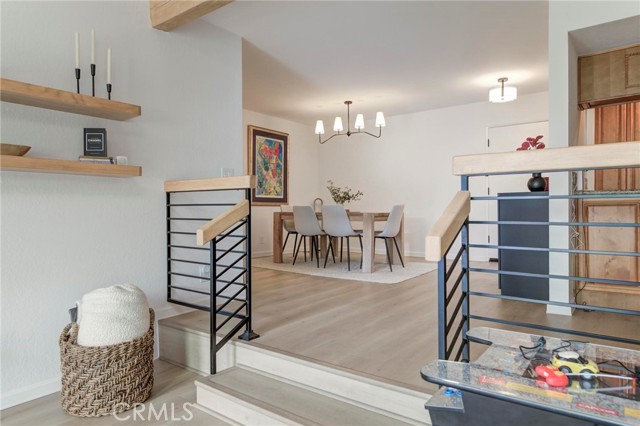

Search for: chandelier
xmin=489 ymin=77 xmax=517 ymax=103
xmin=315 ymin=101 xmax=385 ymax=144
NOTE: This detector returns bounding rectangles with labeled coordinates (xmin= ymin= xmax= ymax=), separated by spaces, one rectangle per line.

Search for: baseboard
xmin=0 ymin=376 xmax=60 ymax=410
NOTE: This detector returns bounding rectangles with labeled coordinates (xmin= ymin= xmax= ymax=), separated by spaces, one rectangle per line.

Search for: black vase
xmin=527 ymin=173 xmax=546 ymax=192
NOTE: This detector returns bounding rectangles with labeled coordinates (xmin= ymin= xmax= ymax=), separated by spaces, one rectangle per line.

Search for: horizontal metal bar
xmin=217 ymin=295 xmax=247 ymax=302
xmin=215 ymin=249 xmax=245 ymax=255
xmin=168 ymin=217 xmax=214 ymax=221
xmin=446 ymin=245 xmax=464 ymax=281
xmin=216 ymin=264 xmax=245 ymax=271
xmin=168 ymin=203 xmax=236 ymax=207
xmin=215 ymin=318 xmax=248 ymax=352
xmin=468 ymin=291 xmax=640 ymax=317
xmin=167 ymin=298 xmax=209 ymax=312
xmin=168 ymin=231 xmax=197 ymax=236
xmin=168 ymin=271 xmax=205 ymax=280
xmin=468 ymin=244 xmax=640 ymax=258
xmin=471 ymin=193 xmax=640 ymax=201
xmin=169 ymin=258 xmax=209 ymax=266
xmin=217 ymin=308 xmax=248 ymax=319
xmin=168 ymin=244 xmax=209 ymax=251
xmin=168 ymin=188 xmax=245 ymax=193
xmin=469 ymin=267 xmax=640 ymax=288
xmin=470 ymin=220 xmax=639 ymax=228
xmin=469 ymin=315 xmax=640 ymax=347
xmin=168 ymin=285 xmax=210 ymax=296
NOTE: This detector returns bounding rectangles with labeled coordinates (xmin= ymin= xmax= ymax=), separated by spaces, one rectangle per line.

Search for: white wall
xmin=546 ymin=0 xmax=639 ymax=314
xmin=0 ymin=1 xmax=242 ymax=408
xmin=243 ymin=110 xmax=319 ymax=257
xmin=317 ymin=92 xmax=549 ymax=260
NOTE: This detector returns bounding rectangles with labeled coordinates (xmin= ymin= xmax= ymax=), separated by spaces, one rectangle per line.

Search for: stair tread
xmin=198 ymin=366 xmax=413 ymax=426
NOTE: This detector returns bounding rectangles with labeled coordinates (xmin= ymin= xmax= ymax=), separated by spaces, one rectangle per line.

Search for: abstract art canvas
xmin=248 ymin=126 xmax=289 ymax=205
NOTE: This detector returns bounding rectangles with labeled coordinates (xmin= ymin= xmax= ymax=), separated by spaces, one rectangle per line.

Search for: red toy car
xmin=535 ymin=365 xmax=569 ymax=387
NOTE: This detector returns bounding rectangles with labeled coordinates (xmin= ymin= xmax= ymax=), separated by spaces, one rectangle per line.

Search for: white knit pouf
xmin=77 ymin=284 xmax=150 ymax=347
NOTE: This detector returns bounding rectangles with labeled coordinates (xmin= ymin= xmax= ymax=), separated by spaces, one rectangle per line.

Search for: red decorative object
xmin=517 ymin=135 xmax=545 ymax=150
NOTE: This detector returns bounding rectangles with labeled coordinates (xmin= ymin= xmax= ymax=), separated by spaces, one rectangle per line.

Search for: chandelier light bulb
xmin=315 ymin=120 xmax=325 ymax=135
xmin=333 ymin=117 xmax=343 ymax=132
xmin=375 ymin=112 xmax=386 ymax=128
xmin=354 ymin=114 xmax=365 ymax=130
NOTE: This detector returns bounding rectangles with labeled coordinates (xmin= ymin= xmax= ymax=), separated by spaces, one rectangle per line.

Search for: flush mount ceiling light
xmin=489 ymin=77 xmax=517 ymax=103
xmin=315 ymin=100 xmax=385 ymax=144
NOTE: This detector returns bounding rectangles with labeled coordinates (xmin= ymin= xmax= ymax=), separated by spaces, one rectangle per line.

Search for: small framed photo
xmin=248 ymin=126 xmax=289 ymax=205
xmin=84 ymin=128 xmax=107 ymax=157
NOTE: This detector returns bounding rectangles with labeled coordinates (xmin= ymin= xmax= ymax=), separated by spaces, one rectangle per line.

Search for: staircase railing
xmin=164 ymin=175 xmax=259 ymax=374
xmin=426 ymin=142 xmax=640 ymax=362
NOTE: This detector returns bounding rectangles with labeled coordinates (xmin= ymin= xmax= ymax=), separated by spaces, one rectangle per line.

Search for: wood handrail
xmin=425 ymin=191 xmax=470 ymax=262
xmin=197 ymin=200 xmax=249 ymax=246
xmin=452 ymin=141 xmax=640 ymax=176
xmin=164 ymin=175 xmax=256 ymax=192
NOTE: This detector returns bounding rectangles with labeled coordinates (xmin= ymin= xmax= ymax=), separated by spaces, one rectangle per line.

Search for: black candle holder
xmin=75 ymin=68 xmax=81 ymax=94
xmin=90 ymin=64 xmax=96 ymax=97
xmin=106 ymin=83 xmax=112 ymax=100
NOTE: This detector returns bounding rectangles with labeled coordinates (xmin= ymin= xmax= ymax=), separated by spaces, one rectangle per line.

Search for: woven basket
xmin=59 ymin=308 xmax=154 ymax=417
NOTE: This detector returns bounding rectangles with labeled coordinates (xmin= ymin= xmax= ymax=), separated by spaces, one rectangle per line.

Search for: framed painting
xmin=248 ymin=126 xmax=289 ymax=205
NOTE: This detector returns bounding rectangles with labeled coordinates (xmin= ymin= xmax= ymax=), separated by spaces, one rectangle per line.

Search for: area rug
xmin=252 ymin=255 xmax=438 ymax=284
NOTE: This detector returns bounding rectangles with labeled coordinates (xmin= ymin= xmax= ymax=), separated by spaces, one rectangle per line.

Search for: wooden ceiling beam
xmin=150 ymin=0 xmax=233 ymax=32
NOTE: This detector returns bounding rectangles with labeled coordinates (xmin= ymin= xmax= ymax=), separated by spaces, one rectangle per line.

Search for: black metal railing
xmin=166 ymin=180 xmax=258 ymax=374
xmin=435 ymin=165 xmax=640 ymax=362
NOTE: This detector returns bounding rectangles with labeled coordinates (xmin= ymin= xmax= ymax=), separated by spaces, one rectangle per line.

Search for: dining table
xmin=272 ymin=211 xmax=404 ymax=273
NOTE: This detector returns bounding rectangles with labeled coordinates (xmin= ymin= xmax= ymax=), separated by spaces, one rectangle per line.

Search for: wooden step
xmin=196 ymin=366 xmax=414 ymax=426
xmin=160 ymin=311 xmax=432 ymax=424
xmin=234 ymin=342 xmax=432 ymax=425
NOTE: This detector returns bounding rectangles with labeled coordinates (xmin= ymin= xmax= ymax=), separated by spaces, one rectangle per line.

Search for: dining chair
xmin=322 ymin=205 xmax=362 ymax=271
xmin=292 ymin=206 xmax=325 ymax=267
xmin=280 ymin=205 xmax=300 ymax=256
xmin=375 ymin=204 xmax=405 ymax=272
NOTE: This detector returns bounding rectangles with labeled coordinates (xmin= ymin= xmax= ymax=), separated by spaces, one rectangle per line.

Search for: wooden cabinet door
xmin=582 ymin=200 xmax=640 ymax=296
xmin=594 ymin=102 xmax=640 ymax=191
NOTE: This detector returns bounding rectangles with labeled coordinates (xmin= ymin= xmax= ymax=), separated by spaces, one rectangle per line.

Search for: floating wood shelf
xmin=0 ymin=155 xmax=142 ymax=177
xmin=0 ymin=78 xmax=141 ymax=121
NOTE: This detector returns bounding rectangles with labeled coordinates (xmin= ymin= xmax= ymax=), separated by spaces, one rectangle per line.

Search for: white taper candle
xmin=75 ymin=32 xmax=80 ymax=68
xmin=91 ymin=29 xmax=95 ymax=64
xmin=107 ymin=48 xmax=111 ymax=84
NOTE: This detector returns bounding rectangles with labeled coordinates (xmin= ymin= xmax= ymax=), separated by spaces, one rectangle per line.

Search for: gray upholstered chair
xmin=292 ymin=206 xmax=325 ymax=267
xmin=322 ymin=205 xmax=362 ymax=271
xmin=280 ymin=206 xmax=300 ymax=257
xmin=375 ymin=205 xmax=405 ymax=271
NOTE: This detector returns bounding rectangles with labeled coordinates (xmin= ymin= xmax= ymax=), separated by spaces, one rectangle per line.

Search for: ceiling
xmin=204 ymin=1 xmax=549 ymax=125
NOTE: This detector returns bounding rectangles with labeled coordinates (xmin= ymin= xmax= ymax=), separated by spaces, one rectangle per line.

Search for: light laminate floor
xmin=3 ymin=256 xmax=637 ymax=425
xmin=247 ymin=257 xmax=638 ymax=391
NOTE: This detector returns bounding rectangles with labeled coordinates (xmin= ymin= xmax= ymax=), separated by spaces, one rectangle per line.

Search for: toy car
xmin=552 ymin=351 xmax=599 ymax=379
xmin=535 ymin=365 xmax=569 ymax=387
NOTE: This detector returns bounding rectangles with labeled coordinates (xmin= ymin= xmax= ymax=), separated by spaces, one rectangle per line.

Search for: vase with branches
xmin=326 ymin=180 xmax=363 ymax=205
